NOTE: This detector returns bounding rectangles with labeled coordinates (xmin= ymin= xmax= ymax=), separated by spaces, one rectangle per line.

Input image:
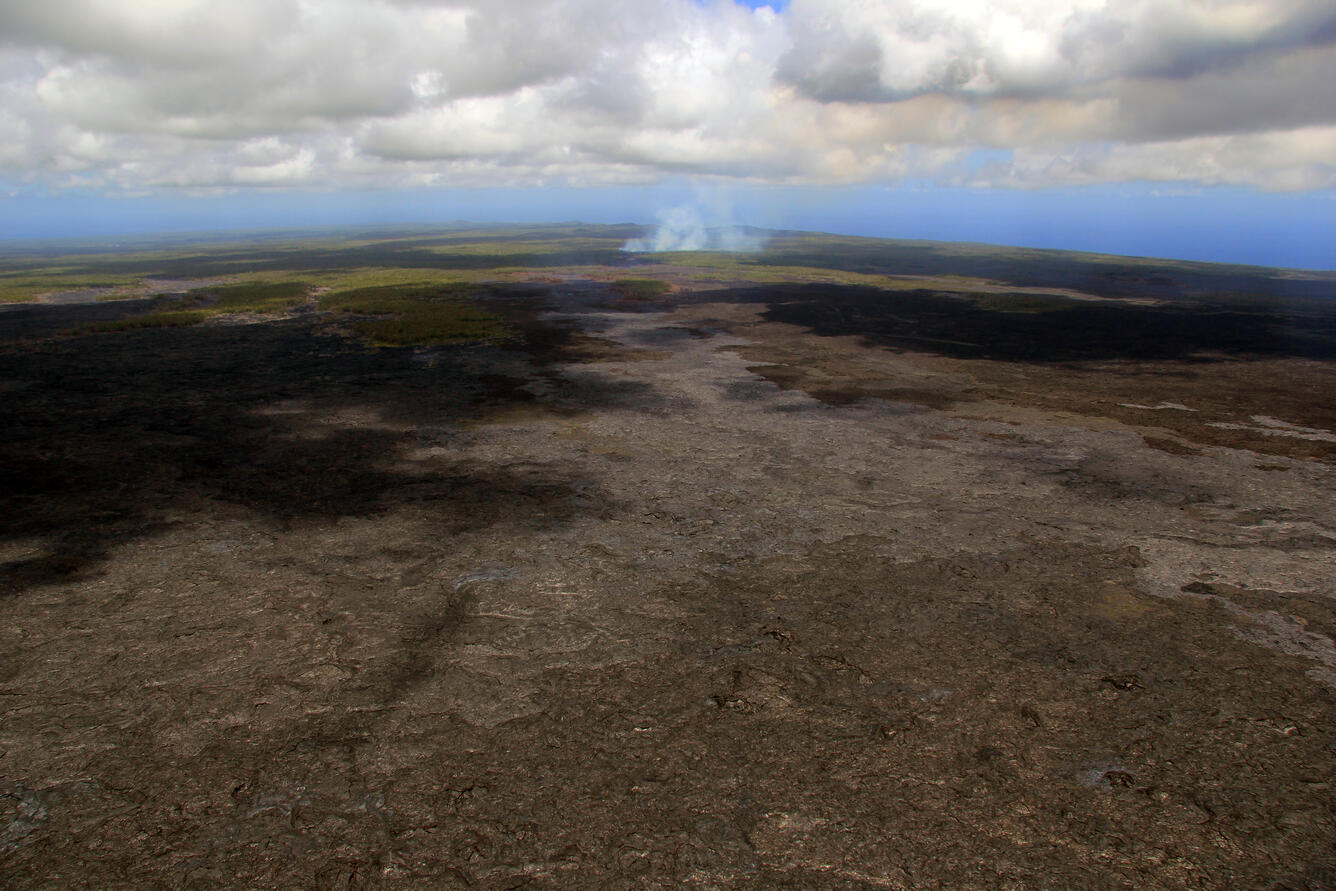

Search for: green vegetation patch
xmin=646 ymin=253 xmax=933 ymax=289
xmin=967 ymin=293 xmax=1081 ymax=314
xmin=176 ymin=281 xmax=311 ymax=314
xmin=320 ymin=283 xmax=512 ymax=346
xmin=0 ymin=273 xmax=142 ymax=304
xmin=611 ymin=279 xmax=671 ymax=300
xmin=73 ymin=310 xmax=213 ymax=333
xmin=65 ymin=280 xmax=310 ymax=336
xmin=425 ymin=237 xmax=620 ymax=256
xmin=319 ymin=282 xmax=473 ymax=314
xmin=241 ymin=266 xmax=481 ymax=291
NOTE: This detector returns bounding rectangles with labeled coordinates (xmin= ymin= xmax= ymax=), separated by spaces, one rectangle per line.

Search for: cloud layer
xmin=1 ymin=0 xmax=1333 ymax=193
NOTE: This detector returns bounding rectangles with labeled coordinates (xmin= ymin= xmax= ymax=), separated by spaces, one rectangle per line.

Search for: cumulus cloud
xmin=0 ymin=0 xmax=1332 ymax=193
xmin=777 ymin=0 xmax=1336 ymax=100
xmin=981 ymin=125 xmax=1336 ymax=190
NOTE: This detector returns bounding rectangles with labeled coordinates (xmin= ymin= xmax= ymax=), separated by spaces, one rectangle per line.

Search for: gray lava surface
xmin=2 ymin=283 xmax=1335 ymax=888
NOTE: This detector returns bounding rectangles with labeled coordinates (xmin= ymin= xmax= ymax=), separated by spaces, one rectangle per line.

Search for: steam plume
xmin=623 ymin=204 xmax=766 ymax=253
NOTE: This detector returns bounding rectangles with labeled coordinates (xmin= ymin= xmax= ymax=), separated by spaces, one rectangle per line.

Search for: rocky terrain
xmin=2 ymin=229 xmax=1335 ymax=887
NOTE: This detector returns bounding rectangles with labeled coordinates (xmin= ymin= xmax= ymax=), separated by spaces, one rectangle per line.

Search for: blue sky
xmin=4 ymin=181 xmax=1333 ymax=270
xmin=1 ymin=0 xmax=1333 ymax=268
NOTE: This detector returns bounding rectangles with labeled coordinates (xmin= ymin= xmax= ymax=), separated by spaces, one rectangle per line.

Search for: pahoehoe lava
xmin=2 ymin=226 xmax=1335 ymax=888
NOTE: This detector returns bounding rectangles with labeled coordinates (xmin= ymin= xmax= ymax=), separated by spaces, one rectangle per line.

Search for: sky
xmin=1 ymin=0 xmax=1334 ymax=268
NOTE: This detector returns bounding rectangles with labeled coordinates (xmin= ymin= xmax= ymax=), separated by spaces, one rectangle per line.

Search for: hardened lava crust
xmin=2 ymin=232 xmax=1335 ymax=888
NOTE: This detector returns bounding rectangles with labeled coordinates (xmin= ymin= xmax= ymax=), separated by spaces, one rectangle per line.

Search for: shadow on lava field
xmin=0 ymin=296 xmax=654 ymax=596
xmin=667 ymin=284 xmax=1336 ymax=462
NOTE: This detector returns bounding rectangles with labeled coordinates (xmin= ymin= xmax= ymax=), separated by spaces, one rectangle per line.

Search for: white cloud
xmin=778 ymin=0 xmax=1336 ymax=100
xmin=0 ymin=0 xmax=1332 ymax=193
xmin=985 ymin=126 xmax=1336 ymax=190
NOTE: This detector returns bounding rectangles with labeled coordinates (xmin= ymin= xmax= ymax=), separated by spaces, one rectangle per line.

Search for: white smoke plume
xmin=623 ymin=204 xmax=767 ymax=253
